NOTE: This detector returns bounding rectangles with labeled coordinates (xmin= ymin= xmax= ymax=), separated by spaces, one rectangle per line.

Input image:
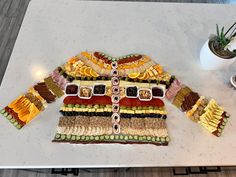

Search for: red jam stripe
xmin=119 ymin=97 xmax=164 ymax=107
xmin=63 ymin=96 xmax=112 ymax=105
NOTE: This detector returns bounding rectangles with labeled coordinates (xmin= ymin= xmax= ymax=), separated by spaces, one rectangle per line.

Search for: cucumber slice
xmin=85 ymin=136 xmax=90 ymax=141
xmin=3 ymin=112 xmax=8 ymax=117
xmin=0 ymin=109 xmax=5 ymax=114
xmin=95 ymin=136 xmax=99 ymax=141
xmin=10 ymin=118 xmax=15 ymax=123
xmin=100 ymin=135 xmax=105 ymax=140
xmin=160 ymin=137 xmax=165 ymax=142
xmin=68 ymin=104 xmax=73 ymax=108
xmin=151 ymin=137 xmax=156 ymax=142
xmin=7 ymin=115 xmax=12 ymax=120
xmin=142 ymin=136 xmax=147 ymax=140
xmin=119 ymin=135 xmax=124 ymax=140
xmin=156 ymin=137 xmax=160 ymax=142
xmin=165 ymin=137 xmax=170 ymax=142
xmin=90 ymin=136 xmax=95 ymax=140
xmin=148 ymin=106 xmax=154 ymax=110
xmin=87 ymin=105 xmax=92 ymax=108
xmin=134 ymin=135 xmax=138 ymax=140
xmin=66 ymin=134 xmax=71 ymax=140
xmin=128 ymin=135 xmax=133 ymax=140
xmin=76 ymin=136 xmax=81 ymax=140
xmin=115 ymin=135 xmax=119 ymax=140
xmin=110 ymin=135 xmax=114 ymax=140
xmin=105 ymin=135 xmax=109 ymax=140
xmin=94 ymin=104 xmax=99 ymax=109
xmin=81 ymin=136 xmax=85 ymax=140
xmin=61 ymin=134 xmax=66 ymax=140
xmin=147 ymin=136 xmax=151 ymax=141
xmin=75 ymin=104 xmax=80 ymax=108
xmin=13 ymin=122 xmax=18 ymax=127
xmin=81 ymin=105 xmax=86 ymax=108
xmin=124 ymin=136 xmax=128 ymax=140
xmin=71 ymin=135 xmax=76 ymax=141
xmin=16 ymin=124 xmax=22 ymax=129
xmin=55 ymin=134 xmax=61 ymax=139
xmin=138 ymin=136 xmax=143 ymax=141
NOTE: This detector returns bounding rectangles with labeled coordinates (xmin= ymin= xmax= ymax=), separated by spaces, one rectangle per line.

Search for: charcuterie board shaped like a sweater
xmin=0 ymin=51 xmax=230 ymax=145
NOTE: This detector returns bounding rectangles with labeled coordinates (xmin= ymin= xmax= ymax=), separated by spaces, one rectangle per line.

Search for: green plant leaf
xmin=221 ymin=27 xmax=224 ymax=38
xmin=216 ymin=24 xmax=220 ymax=38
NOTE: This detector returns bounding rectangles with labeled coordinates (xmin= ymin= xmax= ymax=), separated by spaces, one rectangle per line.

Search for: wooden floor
xmin=1 ymin=168 xmax=236 ymax=177
xmin=0 ymin=0 xmax=30 ymax=85
xmin=0 ymin=0 xmax=236 ymax=176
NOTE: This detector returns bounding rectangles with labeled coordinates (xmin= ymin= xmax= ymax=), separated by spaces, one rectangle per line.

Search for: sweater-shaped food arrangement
xmin=0 ymin=52 xmax=230 ymax=145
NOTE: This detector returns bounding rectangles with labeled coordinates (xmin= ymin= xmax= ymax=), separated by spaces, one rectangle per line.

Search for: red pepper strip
xmin=118 ymin=55 xmax=142 ymax=64
xmin=4 ymin=107 xmax=26 ymax=126
xmin=63 ymin=96 xmax=112 ymax=105
xmin=119 ymin=97 xmax=164 ymax=107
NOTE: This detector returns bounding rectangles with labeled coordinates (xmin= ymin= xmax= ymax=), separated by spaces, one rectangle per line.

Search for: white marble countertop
xmin=0 ymin=0 xmax=236 ymax=168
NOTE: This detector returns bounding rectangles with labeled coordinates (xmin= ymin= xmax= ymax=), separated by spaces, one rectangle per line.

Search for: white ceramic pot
xmin=230 ymin=74 xmax=236 ymax=89
xmin=200 ymin=40 xmax=236 ymax=70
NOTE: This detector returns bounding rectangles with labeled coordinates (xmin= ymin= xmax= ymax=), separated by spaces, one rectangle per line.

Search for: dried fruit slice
xmin=153 ymin=64 xmax=163 ymax=74
xmin=68 ymin=57 xmax=78 ymax=64
xmin=84 ymin=67 xmax=92 ymax=77
xmin=138 ymin=72 xmax=148 ymax=80
xmin=81 ymin=52 xmax=92 ymax=59
xmin=128 ymin=72 xmax=140 ymax=79
xmin=90 ymin=69 xmax=99 ymax=77
xmin=79 ymin=66 xmax=87 ymax=76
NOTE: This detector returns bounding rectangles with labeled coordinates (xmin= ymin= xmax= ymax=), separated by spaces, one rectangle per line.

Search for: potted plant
xmin=200 ymin=22 xmax=236 ymax=70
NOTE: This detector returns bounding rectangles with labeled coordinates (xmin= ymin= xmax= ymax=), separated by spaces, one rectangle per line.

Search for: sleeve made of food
xmin=165 ymin=78 xmax=230 ymax=137
xmin=0 ymin=57 xmax=81 ymax=129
